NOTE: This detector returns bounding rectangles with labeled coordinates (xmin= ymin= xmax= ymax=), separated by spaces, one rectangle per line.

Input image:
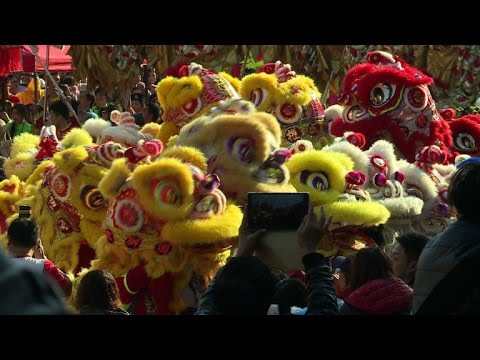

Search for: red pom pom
xmin=393 ymin=171 xmax=405 ymax=184
xmin=346 ymin=132 xmax=367 ymax=149
xmin=440 ymin=108 xmax=457 ymax=120
xmin=373 ymin=173 xmax=387 ymax=187
xmin=345 ymin=171 xmax=366 ymax=186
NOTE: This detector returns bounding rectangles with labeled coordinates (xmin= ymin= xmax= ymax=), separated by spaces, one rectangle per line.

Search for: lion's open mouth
xmin=337 ymin=188 xmax=371 ymax=202
xmin=330 ymin=225 xmax=376 ymax=251
xmin=253 ymin=164 xmax=286 ymax=184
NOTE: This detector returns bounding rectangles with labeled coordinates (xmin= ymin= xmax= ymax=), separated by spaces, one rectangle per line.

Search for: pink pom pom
xmin=393 ymin=171 xmax=405 ymax=184
xmin=373 ymin=172 xmax=388 ymax=187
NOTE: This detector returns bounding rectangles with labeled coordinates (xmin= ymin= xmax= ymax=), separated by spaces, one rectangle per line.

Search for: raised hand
xmin=297 ymin=203 xmax=332 ymax=255
xmin=235 ymin=204 xmax=267 ymax=257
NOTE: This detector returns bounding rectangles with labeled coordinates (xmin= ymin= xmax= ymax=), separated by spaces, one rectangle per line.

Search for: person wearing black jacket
xmin=195 ymin=203 xmax=338 ymax=315
xmin=414 ymin=159 xmax=480 ymax=314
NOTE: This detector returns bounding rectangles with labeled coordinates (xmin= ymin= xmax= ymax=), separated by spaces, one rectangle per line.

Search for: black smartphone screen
xmin=247 ymin=192 xmax=310 ymax=231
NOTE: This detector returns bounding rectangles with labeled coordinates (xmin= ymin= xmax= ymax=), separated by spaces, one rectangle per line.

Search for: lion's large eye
xmin=343 ymin=105 xmax=369 ymax=123
xmin=370 ymin=83 xmax=395 ymax=107
xmin=300 ymin=170 xmax=329 ymax=191
xmin=454 ymin=132 xmax=476 ymax=151
xmin=227 ymin=137 xmax=254 ymax=163
xmin=274 ymin=103 xmax=303 ymax=124
xmin=181 ymin=97 xmax=203 ymax=118
xmin=186 ymin=164 xmax=205 ymax=182
xmin=153 ymin=179 xmax=182 ymax=207
xmin=81 ymin=185 xmax=105 ymax=210
xmin=251 ymin=88 xmax=268 ymax=107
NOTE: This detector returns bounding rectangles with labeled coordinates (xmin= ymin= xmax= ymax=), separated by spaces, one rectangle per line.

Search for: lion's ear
xmin=98 ymin=158 xmax=131 ymax=200
xmin=53 ymin=147 xmax=90 ymax=175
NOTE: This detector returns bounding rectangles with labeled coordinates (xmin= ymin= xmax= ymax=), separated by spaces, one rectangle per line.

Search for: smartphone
xmin=247 ymin=192 xmax=310 ymax=231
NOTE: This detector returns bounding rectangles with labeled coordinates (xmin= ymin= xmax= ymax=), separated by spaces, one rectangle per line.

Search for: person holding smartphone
xmin=7 ymin=217 xmax=72 ymax=297
xmin=195 ymin=202 xmax=338 ymax=315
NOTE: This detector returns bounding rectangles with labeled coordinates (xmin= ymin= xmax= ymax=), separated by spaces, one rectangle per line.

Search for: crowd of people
xmin=0 ymin=68 xmax=162 ymax=149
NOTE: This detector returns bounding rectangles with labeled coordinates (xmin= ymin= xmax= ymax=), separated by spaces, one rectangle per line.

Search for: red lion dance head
xmin=330 ymin=51 xmax=454 ymax=163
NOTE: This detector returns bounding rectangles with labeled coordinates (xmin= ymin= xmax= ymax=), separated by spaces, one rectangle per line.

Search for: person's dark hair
xmin=49 ymin=100 xmax=69 ymax=119
xmin=94 ymin=87 xmax=104 ymax=95
xmin=271 ymin=269 xmax=287 ymax=285
xmin=214 ymin=256 xmax=275 ymax=315
xmin=85 ymin=93 xmax=95 ymax=108
xmin=448 ymin=162 xmax=480 ymax=220
xmin=101 ymin=103 xmax=116 ymax=114
xmin=59 ymin=84 xmax=69 ymax=94
xmin=0 ymin=156 xmax=7 ymax=181
xmin=145 ymin=102 xmax=160 ymax=122
xmin=361 ymin=224 xmax=386 ymax=247
xmin=12 ymin=103 xmax=28 ymax=119
xmin=7 ymin=217 xmax=39 ymax=248
xmin=61 ymin=76 xmax=74 ymax=86
xmin=131 ymin=93 xmax=145 ymax=104
xmin=396 ymin=232 xmax=430 ymax=263
xmin=75 ymin=270 xmax=122 ymax=311
xmin=340 ymin=255 xmax=354 ymax=286
xmin=349 ymin=247 xmax=393 ymax=291
xmin=272 ymin=278 xmax=308 ymax=315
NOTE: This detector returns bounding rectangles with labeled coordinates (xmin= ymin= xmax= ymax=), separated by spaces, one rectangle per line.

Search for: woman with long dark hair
xmin=75 ymin=270 xmax=129 ymax=315
xmin=339 ymin=247 xmax=413 ymax=315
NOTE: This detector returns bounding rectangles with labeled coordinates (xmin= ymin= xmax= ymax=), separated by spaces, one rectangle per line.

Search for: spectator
xmin=332 ymin=255 xmax=354 ymax=300
xmin=100 ymin=104 xmax=118 ymax=123
xmin=7 ymin=218 xmax=72 ymax=297
xmin=414 ymin=159 xmax=480 ymax=314
xmin=144 ymin=66 xmax=158 ymax=104
xmin=92 ymin=88 xmax=108 ymax=116
xmin=142 ymin=103 xmax=162 ymax=124
xmin=270 ymin=278 xmax=308 ymax=315
xmin=7 ymin=75 xmax=21 ymax=95
xmin=77 ymin=91 xmax=98 ymax=124
xmin=270 ymin=269 xmax=287 ymax=285
xmin=339 ymin=247 xmax=412 ymax=315
xmin=5 ymin=75 xmax=21 ymax=104
xmin=6 ymin=103 xmax=32 ymax=139
xmin=131 ymin=93 xmax=145 ymax=114
xmin=61 ymin=76 xmax=79 ymax=101
xmin=75 ymin=270 xmax=129 ymax=315
xmin=390 ymin=232 xmax=429 ymax=288
xmin=0 ymin=248 xmax=68 ymax=314
xmin=49 ymin=100 xmax=79 ymax=140
xmin=131 ymin=93 xmax=145 ymax=126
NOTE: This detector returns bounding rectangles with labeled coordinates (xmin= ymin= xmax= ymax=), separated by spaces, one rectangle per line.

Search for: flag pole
xmin=42 ymin=45 xmax=50 ymax=125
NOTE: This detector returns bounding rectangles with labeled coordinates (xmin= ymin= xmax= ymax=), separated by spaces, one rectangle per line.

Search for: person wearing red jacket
xmin=339 ymin=247 xmax=412 ymax=315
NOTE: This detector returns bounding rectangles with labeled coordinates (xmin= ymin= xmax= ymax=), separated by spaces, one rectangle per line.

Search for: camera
xmin=19 ymin=205 xmax=31 ymax=219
